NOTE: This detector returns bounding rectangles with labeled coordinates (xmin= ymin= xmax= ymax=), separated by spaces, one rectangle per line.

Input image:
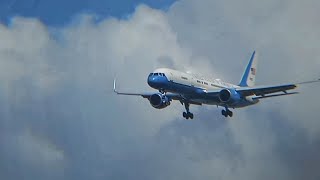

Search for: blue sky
xmin=0 ymin=0 xmax=176 ymax=25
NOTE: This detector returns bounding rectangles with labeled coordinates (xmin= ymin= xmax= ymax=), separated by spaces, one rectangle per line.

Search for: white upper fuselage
xmin=152 ymin=68 xmax=239 ymax=91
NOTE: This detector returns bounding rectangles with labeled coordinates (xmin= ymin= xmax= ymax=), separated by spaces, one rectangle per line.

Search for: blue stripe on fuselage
xmin=148 ymin=75 xmax=207 ymax=98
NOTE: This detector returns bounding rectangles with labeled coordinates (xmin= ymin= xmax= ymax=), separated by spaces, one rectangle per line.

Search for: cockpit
xmin=149 ymin=73 xmax=166 ymax=77
xmin=147 ymin=72 xmax=168 ymax=89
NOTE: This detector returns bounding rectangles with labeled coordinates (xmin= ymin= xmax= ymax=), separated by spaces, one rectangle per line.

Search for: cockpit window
xmin=149 ymin=73 xmax=166 ymax=77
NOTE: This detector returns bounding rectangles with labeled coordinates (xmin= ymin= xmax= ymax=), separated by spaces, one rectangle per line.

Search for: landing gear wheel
xmin=221 ymin=110 xmax=228 ymax=117
xmin=185 ymin=113 xmax=189 ymax=119
xmin=222 ymin=108 xmax=233 ymax=117
xmin=182 ymin=102 xmax=194 ymax=119
xmin=189 ymin=113 xmax=194 ymax=119
xmin=183 ymin=112 xmax=194 ymax=120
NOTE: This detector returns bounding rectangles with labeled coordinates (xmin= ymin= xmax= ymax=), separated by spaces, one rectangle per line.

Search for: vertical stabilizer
xmin=239 ymin=51 xmax=258 ymax=87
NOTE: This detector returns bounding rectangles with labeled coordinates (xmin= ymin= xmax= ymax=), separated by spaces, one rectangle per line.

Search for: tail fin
xmin=238 ymin=51 xmax=258 ymax=87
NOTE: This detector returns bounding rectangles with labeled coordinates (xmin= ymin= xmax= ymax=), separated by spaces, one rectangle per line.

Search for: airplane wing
xmin=113 ymin=79 xmax=184 ymax=101
xmin=236 ymin=84 xmax=297 ymax=97
xmin=114 ymin=79 xmax=156 ymax=98
xmin=237 ymin=79 xmax=320 ymax=97
xmin=206 ymin=79 xmax=320 ymax=99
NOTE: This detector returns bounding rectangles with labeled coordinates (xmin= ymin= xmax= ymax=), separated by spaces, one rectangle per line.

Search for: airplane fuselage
xmin=147 ymin=68 xmax=259 ymax=108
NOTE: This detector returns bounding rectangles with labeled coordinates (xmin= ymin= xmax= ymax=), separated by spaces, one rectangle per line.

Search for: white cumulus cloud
xmin=0 ymin=1 xmax=320 ymax=180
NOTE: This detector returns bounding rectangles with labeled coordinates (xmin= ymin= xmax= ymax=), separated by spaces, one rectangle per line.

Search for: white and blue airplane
xmin=114 ymin=51 xmax=319 ymax=119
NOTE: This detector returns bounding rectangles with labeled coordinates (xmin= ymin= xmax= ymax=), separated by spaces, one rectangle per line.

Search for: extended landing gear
xmin=183 ymin=112 xmax=194 ymax=119
xmin=221 ymin=107 xmax=233 ymax=117
xmin=182 ymin=102 xmax=194 ymax=120
xmin=159 ymin=89 xmax=165 ymax=94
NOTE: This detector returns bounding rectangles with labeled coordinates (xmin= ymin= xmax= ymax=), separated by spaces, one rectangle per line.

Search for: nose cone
xmin=148 ymin=76 xmax=168 ymax=89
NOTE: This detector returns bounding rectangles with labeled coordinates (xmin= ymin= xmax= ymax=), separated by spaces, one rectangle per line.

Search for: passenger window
xmin=149 ymin=73 xmax=153 ymax=77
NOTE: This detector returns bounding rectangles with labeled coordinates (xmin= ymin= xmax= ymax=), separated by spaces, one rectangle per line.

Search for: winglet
xmin=113 ymin=79 xmax=118 ymax=94
xmin=112 ymin=79 xmax=151 ymax=97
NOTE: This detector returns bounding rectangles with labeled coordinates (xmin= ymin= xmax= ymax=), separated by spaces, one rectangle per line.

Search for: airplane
xmin=114 ymin=51 xmax=320 ymax=119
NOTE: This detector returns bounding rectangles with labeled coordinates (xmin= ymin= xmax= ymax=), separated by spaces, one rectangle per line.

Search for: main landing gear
xmin=221 ymin=107 xmax=233 ymax=117
xmin=182 ymin=102 xmax=194 ymax=120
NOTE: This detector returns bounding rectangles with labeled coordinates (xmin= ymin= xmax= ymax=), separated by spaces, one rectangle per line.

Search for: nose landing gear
xmin=159 ymin=89 xmax=166 ymax=94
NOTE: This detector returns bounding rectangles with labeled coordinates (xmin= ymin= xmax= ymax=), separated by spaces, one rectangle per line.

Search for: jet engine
xmin=219 ymin=89 xmax=241 ymax=103
xmin=149 ymin=93 xmax=171 ymax=109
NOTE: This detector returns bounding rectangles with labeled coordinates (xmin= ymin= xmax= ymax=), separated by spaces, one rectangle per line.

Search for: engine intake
xmin=219 ymin=89 xmax=241 ymax=103
xmin=149 ymin=93 xmax=171 ymax=109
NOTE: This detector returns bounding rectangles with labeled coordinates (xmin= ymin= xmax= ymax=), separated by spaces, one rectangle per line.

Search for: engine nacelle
xmin=219 ymin=89 xmax=241 ymax=103
xmin=149 ymin=93 xmax=171 ymax=109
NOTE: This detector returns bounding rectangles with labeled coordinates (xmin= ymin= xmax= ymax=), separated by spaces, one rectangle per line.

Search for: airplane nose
xmin=148 ymin=76 xmax=167 ymax=89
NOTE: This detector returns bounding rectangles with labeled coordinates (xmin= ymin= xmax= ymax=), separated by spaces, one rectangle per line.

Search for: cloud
xmin=0 ymin=1 xmax=320 ymax=180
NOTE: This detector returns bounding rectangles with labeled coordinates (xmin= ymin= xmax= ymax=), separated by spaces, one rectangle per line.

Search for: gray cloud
xmin=0 ymin=1 xmax=320 ymax=180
